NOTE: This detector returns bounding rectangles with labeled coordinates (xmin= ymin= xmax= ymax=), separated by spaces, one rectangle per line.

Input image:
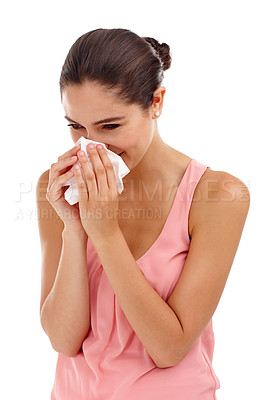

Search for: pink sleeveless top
xmin=51 ymin=158 xmax=220 ymax=399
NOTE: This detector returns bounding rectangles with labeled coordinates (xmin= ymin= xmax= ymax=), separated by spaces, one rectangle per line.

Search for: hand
xmin=73 ymin=143 xmax=120 ymax=240
xmin=46 ymin=143 xmax=86 ymax=233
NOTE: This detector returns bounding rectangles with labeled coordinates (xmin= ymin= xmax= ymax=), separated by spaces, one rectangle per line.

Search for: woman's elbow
xmin=155 ymin=342 xmax=190 ymax=369
xmin=51 ymin=341 xmax=82 ymax=357
xmin=40 ymin=311 xmax=90 ymax=357
xmin=40 ymin=318 xmax=86 ymax=357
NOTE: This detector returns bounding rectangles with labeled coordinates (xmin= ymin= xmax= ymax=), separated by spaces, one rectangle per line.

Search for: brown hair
xmin=59 ymin=28 xmax=172 ymax=111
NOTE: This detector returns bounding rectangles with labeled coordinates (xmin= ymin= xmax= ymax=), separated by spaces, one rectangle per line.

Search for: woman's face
xmin=61 ymin=81 xmax=161 ymax=171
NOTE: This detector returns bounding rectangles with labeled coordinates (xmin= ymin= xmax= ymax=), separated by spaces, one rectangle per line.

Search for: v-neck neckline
xmin=135 ymin=158 xmax=194 ymax=263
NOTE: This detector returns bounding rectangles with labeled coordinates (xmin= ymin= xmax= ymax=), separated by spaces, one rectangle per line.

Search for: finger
xmin=97 ymin=145 xmax=119 ymax=196
xmin=48 ymin=156 xmax=78 ymax=189
xmin=52 ymin=156 xmax=78 ymax=174
xmin=77 ymin=150 xmax=97 ymax=198
xmin=87 ymin=144 xmax=109 ymax=199
xmin=73 ymin=164 xmax=89 ymax=205
xmin=58 ymin=143 xmax=81 ymax=161
xmin=46 ymin=168 xmax=75 ymax=202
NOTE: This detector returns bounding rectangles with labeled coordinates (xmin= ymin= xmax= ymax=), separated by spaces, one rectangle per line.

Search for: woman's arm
xmin=73 ymin=145 xmax=250 ymax=367
xmin=92 ymin=230 xmax=184 ymax=368
xmin=37 ymin=171 xmax=90 ymax=357
xmin=90 ymin=170 xmax=250 ymax=368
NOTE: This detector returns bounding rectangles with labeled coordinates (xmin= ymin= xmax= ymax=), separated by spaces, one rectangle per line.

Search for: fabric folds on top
xmin=51 ymin=158 xmax=220 ymax=400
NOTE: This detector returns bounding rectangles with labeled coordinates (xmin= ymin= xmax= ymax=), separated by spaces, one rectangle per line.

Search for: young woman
xmin=36 ymin=28 xmax=250 ymax=399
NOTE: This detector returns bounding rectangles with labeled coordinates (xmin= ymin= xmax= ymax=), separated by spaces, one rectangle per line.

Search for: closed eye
xmin=67 ymin=123 xmax=119 ymax=131
xmin=67 ymin=123 xmax=83 ymax=130
xmin=102 ymin=124 xmax=120 ymax=130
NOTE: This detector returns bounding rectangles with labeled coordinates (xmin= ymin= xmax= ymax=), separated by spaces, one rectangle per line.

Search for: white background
xmin=1 ymin=0 xmax=265 ymax=399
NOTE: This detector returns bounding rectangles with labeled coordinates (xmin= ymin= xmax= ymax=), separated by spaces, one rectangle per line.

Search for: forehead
xmin=62 ymin=82 xmax=125 ymax=112
xmin=63 ymin=83 xmax=134 ymax=125
xmin=61 ymin=81 xmax=144 ymax=124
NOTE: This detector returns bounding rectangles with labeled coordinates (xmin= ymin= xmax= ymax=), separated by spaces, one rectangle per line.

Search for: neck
xmin=122 ymin=128 xmax=175 ymax=193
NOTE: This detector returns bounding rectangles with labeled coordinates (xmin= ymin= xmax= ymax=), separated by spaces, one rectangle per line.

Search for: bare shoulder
xmin=188 ymin=167 xmax=250 ymax=237
xmin=36 ymin=169 xmax=50 ymax=201
xmin=167 ymin=166 xmax=250 ymax=361
xmin=36 ymin=168 xmax=64 ymax=251
xmin=36 ymin=169 xmax=65 ymax=311
xmin=36 ymin=168 xmax=61 ymax=219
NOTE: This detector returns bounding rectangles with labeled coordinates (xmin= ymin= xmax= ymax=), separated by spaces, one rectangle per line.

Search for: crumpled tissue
xmin=62 ymin=136 xmax=130 ymax=205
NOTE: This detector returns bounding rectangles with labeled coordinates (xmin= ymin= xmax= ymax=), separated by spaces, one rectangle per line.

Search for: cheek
xmin=121 ymin=139 xmax=146 ymax=162
xmin=120 ymin=126 xmax=145 ymax=149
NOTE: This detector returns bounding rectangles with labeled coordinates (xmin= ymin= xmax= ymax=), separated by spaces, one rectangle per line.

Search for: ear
xmin=152 ymin=86 xmax=166 ymax=114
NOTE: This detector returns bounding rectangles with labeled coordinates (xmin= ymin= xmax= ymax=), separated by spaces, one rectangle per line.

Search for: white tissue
xmin=62 ymin=136 xmax=130 ymax=205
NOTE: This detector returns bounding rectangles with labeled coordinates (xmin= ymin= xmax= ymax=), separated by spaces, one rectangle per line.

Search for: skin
xmin=62 ymin=81 xmax=188 ymax=195
xmin=38 ymin=80 xmax=250 ymax=366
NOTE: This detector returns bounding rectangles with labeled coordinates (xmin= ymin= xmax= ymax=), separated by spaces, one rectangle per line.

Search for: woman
xmin=36 ymin=28 xmax=250 ymax=399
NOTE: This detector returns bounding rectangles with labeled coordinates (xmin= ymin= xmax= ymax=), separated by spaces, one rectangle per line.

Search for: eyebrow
xmin=64 ymin=115 xmax=126 ymax=125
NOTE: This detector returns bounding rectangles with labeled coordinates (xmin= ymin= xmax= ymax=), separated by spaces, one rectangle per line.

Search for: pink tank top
xmin=51 ymin=158 xmax=220 ymax=399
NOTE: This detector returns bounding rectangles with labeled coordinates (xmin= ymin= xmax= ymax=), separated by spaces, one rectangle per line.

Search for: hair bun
xmin=143 ymin=37 xmax=172 ymax=71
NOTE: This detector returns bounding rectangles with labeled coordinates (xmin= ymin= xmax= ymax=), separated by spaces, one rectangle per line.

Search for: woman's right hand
xmin=46 ymin=143 xmax=85 ymax=233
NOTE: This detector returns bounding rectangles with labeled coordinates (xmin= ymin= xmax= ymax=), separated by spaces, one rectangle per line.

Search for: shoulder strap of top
xmin=182 ymin=158 xmax=210 ymax=200
xmin=175 ymin=159 xmax=210 ymax=243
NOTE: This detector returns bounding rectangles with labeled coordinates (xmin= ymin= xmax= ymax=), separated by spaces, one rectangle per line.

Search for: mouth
xmin=118 ymin=152 xmax=124 ymax=156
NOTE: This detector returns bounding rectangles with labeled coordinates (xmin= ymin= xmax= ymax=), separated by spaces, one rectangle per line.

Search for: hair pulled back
xmin=59 ymin=28 xmax=172 ymax=111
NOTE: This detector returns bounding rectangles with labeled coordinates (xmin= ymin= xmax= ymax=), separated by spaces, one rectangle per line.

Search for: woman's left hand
xmin=73 ymin=143 xmax=120 ymax=240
